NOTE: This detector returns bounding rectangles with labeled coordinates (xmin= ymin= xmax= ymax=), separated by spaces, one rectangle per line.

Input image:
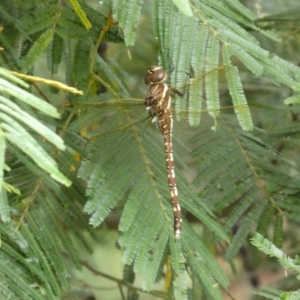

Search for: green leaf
xmin=172 ymin=0 xmax=193 ymax=17
xmin=0 ymin=189 xmax=10 ymax=223
xmin=0 ymin=113 xmax=71 ymax=186
xmin=0 ymin=133 xmax=5 ymax=189
xmin=205 ymin=35 xmax=220 ymax=123
xmin=0 ymin=95 xmax=65 ymax=150
xmin=68 ymin=0 xmax=92 ymax=30
xmin=273 ymin=214 xmax=283 ymax=248
xmin=0 ymin=77 xmax=60 ymax=118
xmin=170 ymin=240 xmax=188 ymax=300
xmin=222 ymin=46 xmax=253 ymax=131
xmin=251 ymin=232 xmax=300 ymax=274
xmin=0 ymin=67 xmax=29 ymax=88
xmin=21 ymin=29 xmax=54 ymax=72
xmin=284 ymin=290 xmax=300 ymax=300
xmin=284 ymin=95 xmax=300 ymax=105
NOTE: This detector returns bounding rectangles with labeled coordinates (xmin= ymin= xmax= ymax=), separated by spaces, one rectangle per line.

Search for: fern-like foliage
xmin=0 ymin=1 xmax=107 ymax=298
xmin=251 ymin=233 xmax=300 ymax=300
xmin=0 ymin=68 xmax=97 ymax=298
xmin=1 ymin=0 xmax=300 ymax=299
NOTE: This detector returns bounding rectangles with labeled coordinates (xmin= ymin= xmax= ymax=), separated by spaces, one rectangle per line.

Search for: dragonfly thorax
xmin=144 ymin=66 xmax=168 ymax=85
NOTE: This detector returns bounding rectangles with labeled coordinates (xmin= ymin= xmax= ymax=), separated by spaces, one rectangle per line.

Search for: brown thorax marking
xmin=144 ymin=66 xmax=171 ymax=119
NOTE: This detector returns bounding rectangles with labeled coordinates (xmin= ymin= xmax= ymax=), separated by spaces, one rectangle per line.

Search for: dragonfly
xmin=64 ymin=65 xmax=250 ymax=241
xmin=144 ymin=65 xmax=183 ymax=239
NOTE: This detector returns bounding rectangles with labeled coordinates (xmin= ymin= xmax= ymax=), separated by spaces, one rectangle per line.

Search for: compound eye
xmin=144 ymin=66 xmax=168 ymax=85
xmin=152 ymin=69 xmax=166 ymax=83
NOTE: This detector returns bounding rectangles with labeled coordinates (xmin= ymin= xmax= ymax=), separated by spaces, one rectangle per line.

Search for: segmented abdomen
xmin=159 ymin=113 xmax=182 ymax=240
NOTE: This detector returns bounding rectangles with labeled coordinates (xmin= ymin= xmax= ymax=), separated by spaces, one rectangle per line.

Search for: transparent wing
xmin=61 ymin=64 xmax=251 ymax=138
xmin=62 ymin=95 xmax=248 ymax=141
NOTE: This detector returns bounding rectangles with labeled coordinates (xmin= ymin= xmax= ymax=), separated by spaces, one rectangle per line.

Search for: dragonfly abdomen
xmin=162 ymin=119 xmax=182 ymax=240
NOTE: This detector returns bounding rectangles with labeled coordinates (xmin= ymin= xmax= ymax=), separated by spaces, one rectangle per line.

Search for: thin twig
xmin=62 ymin=252 xmax=168 ymax=299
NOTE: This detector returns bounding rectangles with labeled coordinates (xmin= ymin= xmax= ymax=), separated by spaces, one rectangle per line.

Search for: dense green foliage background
xmin=1 ymin=0 xmax=300 ymax=299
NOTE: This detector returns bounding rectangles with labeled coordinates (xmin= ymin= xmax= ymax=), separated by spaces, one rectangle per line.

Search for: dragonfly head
xmin=144 ymin=66 xmax=168 ymax=85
